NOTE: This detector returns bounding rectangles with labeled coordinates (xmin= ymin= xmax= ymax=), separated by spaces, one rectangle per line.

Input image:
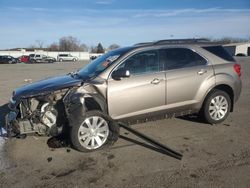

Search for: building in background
xmin=224 ymin=42 xmax=250 ymax=56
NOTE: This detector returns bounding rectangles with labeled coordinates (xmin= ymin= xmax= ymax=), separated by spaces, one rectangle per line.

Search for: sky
xmin=0 ymin=0 xmax=250 ymax=49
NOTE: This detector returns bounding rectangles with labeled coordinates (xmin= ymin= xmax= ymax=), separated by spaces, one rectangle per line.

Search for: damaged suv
xmin=6 ymin=39 xmax=242 ymax=152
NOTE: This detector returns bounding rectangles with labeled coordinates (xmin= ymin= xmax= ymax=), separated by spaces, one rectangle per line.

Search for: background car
xmin=30 ymin=54 xmax=56 ymax=63
xmin=57 ymin=54 xmax=78 ymax=62
xmin=90 ymin=54 xmax=101 ymax=60
xmin=18 ymin=55 xmax=30 ymax=63
xmin=0 ymin=55 xmax=18 ymax=64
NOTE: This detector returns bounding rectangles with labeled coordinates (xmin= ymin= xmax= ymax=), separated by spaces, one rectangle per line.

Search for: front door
xmin=107 ymin=50 xmax=166 ymax=119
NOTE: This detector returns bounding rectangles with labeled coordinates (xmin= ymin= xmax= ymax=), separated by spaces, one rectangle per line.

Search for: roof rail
xmin=133 ymin=38 xmax=225 ymax=47
xmin=153 ymin=38 xmax=210 ymax=45
xmin=134 ymin=42 xmax=154 ymax=46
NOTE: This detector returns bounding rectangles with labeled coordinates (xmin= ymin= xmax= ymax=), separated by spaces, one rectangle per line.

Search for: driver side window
xmin=117 ymin=50 xmax=159 ymax=75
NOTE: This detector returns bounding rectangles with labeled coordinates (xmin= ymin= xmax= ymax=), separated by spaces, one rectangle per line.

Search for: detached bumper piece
xmin=118 ymin=122 xmax=183 ymax=160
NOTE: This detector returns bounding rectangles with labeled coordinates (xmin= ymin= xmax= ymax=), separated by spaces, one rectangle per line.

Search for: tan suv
xmin=6 ymin=39 xmax=242 ymax=152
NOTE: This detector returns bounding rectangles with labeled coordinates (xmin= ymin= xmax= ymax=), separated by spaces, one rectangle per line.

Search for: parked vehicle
xmin=90 ymin=55 xmax=101 ymax=61
xmin=18 ymin=55 xmax=30 ymax=63
xmin=0 ymin=55 xmax=18 ymax=64
xmin=57 ymin=54 xmax=78 ymax=62
xmin=6 ymin=39 xmax=242 ymax=152
xmin=29 ymin=54 xmax=35 ymax=60
xmin=30 ymin=54 xmax=56 ymax=63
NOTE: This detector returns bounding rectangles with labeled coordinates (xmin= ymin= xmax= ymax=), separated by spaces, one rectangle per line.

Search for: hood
xmin=13 ymin=74 xmax=83 ymax=100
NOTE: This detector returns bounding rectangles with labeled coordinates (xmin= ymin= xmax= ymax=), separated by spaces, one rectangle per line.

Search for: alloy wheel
xmin=209 ymin=95 xmax=229 ymax=120
xmin=78 ymin=116 xmax=109 ymax=150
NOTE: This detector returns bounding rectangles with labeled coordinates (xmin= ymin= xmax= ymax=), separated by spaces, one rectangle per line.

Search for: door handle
xmin=197 ymin=69 xmax=207 ymax=75
xmin=151 ymin=78 xmax=160 ymax=85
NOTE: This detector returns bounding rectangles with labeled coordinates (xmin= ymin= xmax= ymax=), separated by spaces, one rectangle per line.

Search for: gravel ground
xmin=0 ymin=58 xmax=250 ymax=188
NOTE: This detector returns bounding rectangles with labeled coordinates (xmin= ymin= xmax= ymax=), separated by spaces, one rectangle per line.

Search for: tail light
xmin=234 ymin=63 xmax=241 ymax=77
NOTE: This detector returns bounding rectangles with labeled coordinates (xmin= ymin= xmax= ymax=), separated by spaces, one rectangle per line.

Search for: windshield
xmin=78 ymin=47 xmax=133 ymax=79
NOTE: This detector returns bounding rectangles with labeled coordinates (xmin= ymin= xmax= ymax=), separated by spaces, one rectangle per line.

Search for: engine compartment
xmin=13 ymin=90 xmax=67 ymax=136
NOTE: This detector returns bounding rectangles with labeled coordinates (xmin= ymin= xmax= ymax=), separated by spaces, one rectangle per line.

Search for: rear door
xmin=107 ymin=50 xmax=166 ymax=119
xmin=159 ymin=47 xmax=214 ymax=106
xmin=66 ymin=54 xmax=71 ymax=61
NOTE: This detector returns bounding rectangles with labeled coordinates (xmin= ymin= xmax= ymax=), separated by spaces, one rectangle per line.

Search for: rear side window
xmin=160 ymin=48 xmax=207 ymax=70
xmin=203 ymin=46 xmax=235 ymax=62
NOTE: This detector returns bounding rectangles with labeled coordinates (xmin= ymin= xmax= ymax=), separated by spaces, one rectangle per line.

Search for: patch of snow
xmin=0 ymin=127 xmax=7 ymax=170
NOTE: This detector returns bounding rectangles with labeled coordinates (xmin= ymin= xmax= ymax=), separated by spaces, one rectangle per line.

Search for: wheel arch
xmin=84 ymin=95 xmax=108 ymax=114
xmin=202 ymin=84 xmax=234 ymax=112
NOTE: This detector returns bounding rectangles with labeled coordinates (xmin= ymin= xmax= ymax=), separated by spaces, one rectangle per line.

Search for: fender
xmin=63 ymin=86 xmax=108 ymax=126
xmin=195 ymin=73 xmax=236 ymax=111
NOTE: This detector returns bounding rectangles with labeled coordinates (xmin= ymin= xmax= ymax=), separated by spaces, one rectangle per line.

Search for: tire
xmin=70 ymin=110 xmax=119 ymax=152
xmin=201 ymin=89 xmax=231 ymax=124
xmin=73 ymin=58 xmax=76 ymax=62
xmin=31 ymin=59 xmax=36 ymax=64
xmin=59 ymin=58 xmax=63 ymax=62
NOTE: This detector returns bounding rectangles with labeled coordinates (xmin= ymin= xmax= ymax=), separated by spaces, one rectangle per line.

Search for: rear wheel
xmin=31 ymin=59 xmax=36 ymax=64
xmin=70 ymin=110 xmax=119 ymax=152
xmin=201 ymin=90 xmax=231 ymax=124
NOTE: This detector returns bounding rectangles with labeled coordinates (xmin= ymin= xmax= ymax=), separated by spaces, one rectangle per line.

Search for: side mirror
xmin=112 ymin=69 xmax=130 ymax=80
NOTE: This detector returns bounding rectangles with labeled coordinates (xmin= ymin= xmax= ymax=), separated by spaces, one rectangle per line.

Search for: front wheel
xmin=70 ymin=110 xmax=119 ymax=152
xmin=201 ymin=90 xmax=231 ymax=124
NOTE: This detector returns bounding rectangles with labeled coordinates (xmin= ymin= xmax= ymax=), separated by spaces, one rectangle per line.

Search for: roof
xmin=134 ymin=38 xmax=226 ymax=47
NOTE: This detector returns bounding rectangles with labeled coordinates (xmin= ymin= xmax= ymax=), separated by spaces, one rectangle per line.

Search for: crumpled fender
xmin=63 ymin=86 xmax=108 ymax=126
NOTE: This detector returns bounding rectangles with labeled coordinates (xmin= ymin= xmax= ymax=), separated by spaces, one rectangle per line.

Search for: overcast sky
xmin=0 ymin=0 xmax=250 ymax=49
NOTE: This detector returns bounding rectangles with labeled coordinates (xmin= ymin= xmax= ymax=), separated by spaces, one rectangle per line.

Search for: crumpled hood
xmin=13 ymin=74 xmax=83 ymax=100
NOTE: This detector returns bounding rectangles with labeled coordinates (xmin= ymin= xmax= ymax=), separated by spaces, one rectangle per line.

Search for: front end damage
xmin=5 ymin=82 xmax=107 ymax=138
xmin=6 ymin=89 xmax=69 ymax=137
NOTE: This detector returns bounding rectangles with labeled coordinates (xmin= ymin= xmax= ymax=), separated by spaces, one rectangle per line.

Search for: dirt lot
xmin=0 ymin=58 xmax=250 ymax=188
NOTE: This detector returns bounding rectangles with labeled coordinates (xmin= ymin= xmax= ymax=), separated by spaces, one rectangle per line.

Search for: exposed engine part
xmin=36 ymin=123 xmax=48 ymax=136
xmin=13 ymin=101 xmax=59 ymax=136
xmin=18 ymin=120 xmax=34 ymax=134
xmin=30 ymin=98 xmax=39 ymax=112
xmin=40 ymin=103 xmax=57 ymax=128
xmin=7 ymin=90 xmax=68 ymax=137
xmin=41 ymin=111 xmax=57 ymax=128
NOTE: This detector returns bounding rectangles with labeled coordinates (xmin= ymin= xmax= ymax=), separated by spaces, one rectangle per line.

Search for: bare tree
xmin=208 ymin=37 xmax=250 ymax=44
xmin=36 ymin=40 xmax=44 ymax=48
xmin=28 ymin=44 xmax=37 ymax=49
xmin=59 ymin=36 xmax=81 ymax=51
xmin=90 ymin=45 xmax=97 ymax=53
xmin=48 ymin=42 xmax=59 ymax=51
xmin=80 ymin=43 xmax=89 ymax=52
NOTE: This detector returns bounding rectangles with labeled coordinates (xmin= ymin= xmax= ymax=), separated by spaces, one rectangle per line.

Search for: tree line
xmin=31 ymin=36 xmax=120 ymax=53
xmin=30 ymin=36 xmax=250 ymax=53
